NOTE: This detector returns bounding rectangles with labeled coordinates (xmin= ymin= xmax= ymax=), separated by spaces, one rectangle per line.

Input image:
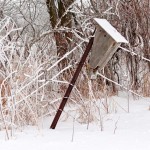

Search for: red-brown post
xmin=50 ymin=37 xmax=94 ymax=129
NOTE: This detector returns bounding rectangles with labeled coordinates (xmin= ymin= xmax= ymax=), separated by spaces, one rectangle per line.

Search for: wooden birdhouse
xmin=89 ymin=18 xmax=128 ymax=70
xmin=50 ymin=18 xmax=128 ymax=129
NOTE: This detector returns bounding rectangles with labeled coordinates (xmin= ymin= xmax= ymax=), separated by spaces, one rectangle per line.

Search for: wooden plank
xmin=94 ymin=18 xmax=128 ymax=43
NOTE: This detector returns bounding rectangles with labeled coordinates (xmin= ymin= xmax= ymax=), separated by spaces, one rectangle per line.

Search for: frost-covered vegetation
xmin=0 ymin=0 xmax=149 ymax=139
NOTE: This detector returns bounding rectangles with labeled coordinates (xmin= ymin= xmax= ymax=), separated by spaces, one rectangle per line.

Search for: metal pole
xmin=50 ymin=37 xmax=94 ymax=129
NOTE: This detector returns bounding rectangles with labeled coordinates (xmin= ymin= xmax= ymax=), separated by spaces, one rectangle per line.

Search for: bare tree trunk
xmin=46 ymin=0 xmax=75 ymax=69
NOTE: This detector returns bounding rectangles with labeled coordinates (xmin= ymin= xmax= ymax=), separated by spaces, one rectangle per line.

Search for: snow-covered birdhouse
xmin=89 ymin=18 xmax=128 ymax=70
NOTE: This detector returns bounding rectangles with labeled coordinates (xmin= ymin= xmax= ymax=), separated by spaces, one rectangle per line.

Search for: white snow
xmin=0 ymin=94 xmax=150 ymax=150
xmin=94 ymin=18 xmax=129 ymax=43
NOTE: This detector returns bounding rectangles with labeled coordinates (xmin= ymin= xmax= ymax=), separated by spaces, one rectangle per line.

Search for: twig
xmin=120 ymin=46 xmax=150 ymax=63
xmin=71 ymin=117 xmax=75 ymax=142
xmin=114 ymin=117 xmax=120 ymax=134
xmin=97 ymin=72 xmax=143 ymax=98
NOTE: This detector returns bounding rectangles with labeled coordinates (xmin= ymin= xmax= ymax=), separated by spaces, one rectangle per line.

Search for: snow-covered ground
xmin=0 ymin=94 xmax=150 ymax=150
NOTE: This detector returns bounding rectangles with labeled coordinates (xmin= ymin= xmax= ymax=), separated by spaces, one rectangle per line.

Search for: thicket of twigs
xmin=0 ymin=0 xmax=149 ymax=139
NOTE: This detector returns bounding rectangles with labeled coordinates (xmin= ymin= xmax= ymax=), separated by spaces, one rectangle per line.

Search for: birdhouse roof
xmin=94 ymin=18 xmax=128 ymax=43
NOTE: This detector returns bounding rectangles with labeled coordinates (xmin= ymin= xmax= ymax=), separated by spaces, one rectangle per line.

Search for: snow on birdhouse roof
xmin=94 ymin=18 xmax=128 ymax=44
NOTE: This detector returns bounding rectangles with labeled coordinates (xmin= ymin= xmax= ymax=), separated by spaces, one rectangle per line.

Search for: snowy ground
xmin=0 ymin=94 xmax=150 ymax=150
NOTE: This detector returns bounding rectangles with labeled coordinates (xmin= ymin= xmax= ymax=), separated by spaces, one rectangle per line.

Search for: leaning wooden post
xmin=50 ymin=36 xmax=94 ymax=129
xmin=50 ymin=18 xmax=128 ymax=129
